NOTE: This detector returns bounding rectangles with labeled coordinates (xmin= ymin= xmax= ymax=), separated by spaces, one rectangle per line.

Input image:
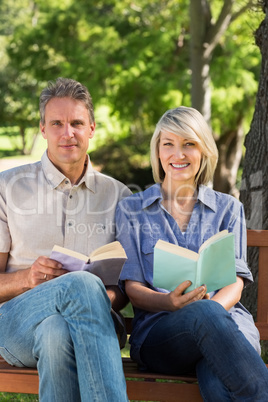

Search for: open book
xmin=153 ymin=230 xmax=236 ymax=293
xmin=50 ymin=241 xmax=127 ymax=286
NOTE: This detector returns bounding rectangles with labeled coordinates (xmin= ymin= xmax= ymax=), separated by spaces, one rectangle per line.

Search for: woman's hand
xmin=167 ymin=281 xmax=208 ymax=311
xmin=125 ymin=280 xmax=208 ymax=313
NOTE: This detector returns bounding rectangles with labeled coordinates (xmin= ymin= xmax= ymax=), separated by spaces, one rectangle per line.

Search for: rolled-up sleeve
xmin=0 ymin=182 xmax=11 ymax=253
xmin=116 ymin=201 xmax=146 ymax=284
xmin=230 ymin=203 xmax=253 ymax=286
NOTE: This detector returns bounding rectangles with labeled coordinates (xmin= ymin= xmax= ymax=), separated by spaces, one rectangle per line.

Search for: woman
xmin=116 ymin=107 xmax=268 ymax=401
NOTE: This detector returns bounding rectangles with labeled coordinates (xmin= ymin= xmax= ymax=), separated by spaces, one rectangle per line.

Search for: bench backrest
xmin=247 ymin=229 xmax=268 ymax=340
xmin=125 ymin=230 xmax=268 ymax=341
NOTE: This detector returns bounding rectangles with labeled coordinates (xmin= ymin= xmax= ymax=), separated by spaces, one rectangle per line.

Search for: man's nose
xmin=62 ymin=124 xmax=74 ymax=138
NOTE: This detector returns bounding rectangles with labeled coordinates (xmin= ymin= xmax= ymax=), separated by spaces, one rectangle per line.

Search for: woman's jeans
xmin=0 ymin=271 xmax=128 ymax=402
xmin=140 ymin=300 xmax=268 ymax=402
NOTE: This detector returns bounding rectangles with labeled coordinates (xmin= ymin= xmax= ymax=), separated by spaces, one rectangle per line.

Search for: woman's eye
xmin=185 ymin=142 xmax=195 ymax=146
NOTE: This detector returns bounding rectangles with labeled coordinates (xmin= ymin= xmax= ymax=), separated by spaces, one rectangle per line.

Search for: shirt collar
xmin=41 ymin=151 xmax=96 ymax=192
xmin=142 ymin=183 xmax=163 ymax=209
xmin=196 ymin=184 xmax=217 ymax=212
xmin=141 ymin=183 xmax=216 ymax=212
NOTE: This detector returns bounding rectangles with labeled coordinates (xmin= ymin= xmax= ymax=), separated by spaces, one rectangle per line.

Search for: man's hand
xmin=27 ymin=256 xmax=68 ymax=289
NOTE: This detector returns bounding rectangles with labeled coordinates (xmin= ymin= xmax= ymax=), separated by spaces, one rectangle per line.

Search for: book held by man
xmin=153 ymin=230 xmax=236 ymax=293
xmin=50 ymin=241 xmax=127 ymax=286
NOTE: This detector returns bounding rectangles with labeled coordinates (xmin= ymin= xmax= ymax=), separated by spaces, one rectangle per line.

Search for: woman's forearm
xmin=211 ymin=276 xmax=244 ymax=311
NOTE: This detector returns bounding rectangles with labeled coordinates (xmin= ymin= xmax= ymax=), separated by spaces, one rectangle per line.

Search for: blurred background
xmin=0 ymin=0 xmax=264 ymax=196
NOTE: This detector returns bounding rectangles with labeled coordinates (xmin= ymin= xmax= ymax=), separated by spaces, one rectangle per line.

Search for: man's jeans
xmin=0 ymin=271 xmax=128 ymax=402
xmin=140 ymin=300 xmax=268 ymax=402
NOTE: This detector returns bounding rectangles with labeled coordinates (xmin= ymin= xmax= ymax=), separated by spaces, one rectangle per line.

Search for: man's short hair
xmin=39 ymin=77 xmax=95 ymax=125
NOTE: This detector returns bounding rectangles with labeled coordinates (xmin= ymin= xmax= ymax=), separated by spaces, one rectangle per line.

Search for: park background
xmin=0 ymin=0 xmax=267 ymax=400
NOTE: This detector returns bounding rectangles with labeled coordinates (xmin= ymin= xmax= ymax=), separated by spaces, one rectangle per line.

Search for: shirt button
xmin=69 ymin=195 xmax=73 ymax=199
xmin=65 ymin=180 xmax=69 ymax=184
xmin=68 ymin=222 xmax=72 ymax=226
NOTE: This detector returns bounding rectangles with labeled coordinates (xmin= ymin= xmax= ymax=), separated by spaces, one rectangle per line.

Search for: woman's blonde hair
xmin=150 ymin=106 xmax=218 ymax=185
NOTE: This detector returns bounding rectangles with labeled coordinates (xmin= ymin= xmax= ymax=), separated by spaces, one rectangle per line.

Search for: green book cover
xmin=153 ymin=231 xmax=237 ymax=293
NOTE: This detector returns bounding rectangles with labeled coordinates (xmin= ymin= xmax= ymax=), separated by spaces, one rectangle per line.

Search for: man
xmin=0 ymin=78 xmax=130 ymax=401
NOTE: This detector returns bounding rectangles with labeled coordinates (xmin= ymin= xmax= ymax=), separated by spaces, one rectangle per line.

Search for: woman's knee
xmin=171 ymin=300 xmax=232 ymax=334
xmin=177 ymin=299 xmax=227 ymax=321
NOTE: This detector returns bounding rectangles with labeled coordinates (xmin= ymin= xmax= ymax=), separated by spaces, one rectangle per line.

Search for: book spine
xmin=195 ymin=260 xmax=201 ymax=290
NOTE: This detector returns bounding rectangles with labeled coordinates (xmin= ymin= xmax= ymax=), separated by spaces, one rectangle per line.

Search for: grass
xmin=0 ymin=394 xmax=38 ymax=401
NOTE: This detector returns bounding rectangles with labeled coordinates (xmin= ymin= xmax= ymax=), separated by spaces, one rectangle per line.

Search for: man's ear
xmin=89 ymin=122 xmax=96 ymax=139
xmin=40 ymin=122 xmax=46 ymax=139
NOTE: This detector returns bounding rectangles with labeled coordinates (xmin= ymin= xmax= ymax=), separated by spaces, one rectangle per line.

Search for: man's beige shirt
xmin=0 ymin=152 xmax=131 ymax=273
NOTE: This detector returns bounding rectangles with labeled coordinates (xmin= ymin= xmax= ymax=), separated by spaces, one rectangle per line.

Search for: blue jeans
xmin=140 ymin=300 xmax=268 ymax=401
xmin=0 ymin=272 xmax=128 ymax=402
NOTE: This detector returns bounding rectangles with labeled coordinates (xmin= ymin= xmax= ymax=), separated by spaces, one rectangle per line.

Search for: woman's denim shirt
xmin=116 ymin=184 xmax=260 ymax=365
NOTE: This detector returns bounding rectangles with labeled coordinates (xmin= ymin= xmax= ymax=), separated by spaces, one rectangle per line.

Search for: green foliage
xmin=211 ymin=6 xmax=261 ymax=136
xmin=90 ymin=135 xmax=154 ymax=190
xmin=0 ymin=0 xmax=263 ymax=185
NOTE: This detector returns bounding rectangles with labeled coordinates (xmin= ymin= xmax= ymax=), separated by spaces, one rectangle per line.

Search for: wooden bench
xmin=0 ymin=229 xmax=267 ymax=401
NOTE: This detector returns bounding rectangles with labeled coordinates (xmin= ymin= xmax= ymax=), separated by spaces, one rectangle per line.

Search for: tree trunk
xmin=189 ymin=0 xmax=250 ymax=196
xmin=190 ymin=0 xmax=212 ymax=124
xmin=213 ymin=119 xmax=244 ymax=197
xmin=240 ymin=2 xmax=268 ymax=319
xmin=20 ymin=126 xmax=26 ymax=155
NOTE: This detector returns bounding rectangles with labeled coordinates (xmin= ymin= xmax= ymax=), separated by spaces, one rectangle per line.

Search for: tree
xmin=240 ymin=0 xmax=268 ymax=319
xmin=190 ymin=0 xmax=258 ymax=195
xmin=0 ymin=0 xmax=42 ymax=155
xmin=0 ymin=0 xmax=261 ymax=189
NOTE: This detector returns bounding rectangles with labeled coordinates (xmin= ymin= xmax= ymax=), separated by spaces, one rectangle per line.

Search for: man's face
xmin=40 ymin=97 xmax=95 ymax=171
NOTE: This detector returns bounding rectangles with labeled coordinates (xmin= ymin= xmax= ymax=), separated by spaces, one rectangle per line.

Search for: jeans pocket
xmin=0 ymin=346 xmax=26 ymax=367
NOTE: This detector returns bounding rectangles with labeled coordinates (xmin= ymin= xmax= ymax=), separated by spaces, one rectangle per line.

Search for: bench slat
xmin=126 ymin=380 xmax=202 ymax=402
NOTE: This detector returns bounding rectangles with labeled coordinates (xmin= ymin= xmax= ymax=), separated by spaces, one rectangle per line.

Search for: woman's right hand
xmin=125 ymin=280 xmax=208 ymax=313
xmin=167 ymin=281 xmax=208 ymax=311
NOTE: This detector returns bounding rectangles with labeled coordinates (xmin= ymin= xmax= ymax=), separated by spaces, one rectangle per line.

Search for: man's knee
xmin=62 ymin=271 xmax=106 ymax=294
xmin=34 ymin=315 xmax=73 ymax=360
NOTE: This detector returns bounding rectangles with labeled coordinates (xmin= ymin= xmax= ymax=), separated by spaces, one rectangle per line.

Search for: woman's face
xmin=159 ymin=131 xmax=202 ymax=187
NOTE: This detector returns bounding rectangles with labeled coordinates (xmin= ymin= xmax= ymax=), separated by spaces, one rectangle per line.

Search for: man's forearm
xmin=0 ymin=269 xmax=31 ymax=303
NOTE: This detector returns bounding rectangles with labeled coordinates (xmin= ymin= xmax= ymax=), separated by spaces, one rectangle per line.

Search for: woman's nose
xmin=173 ymin=146 xmax=185 ymax=159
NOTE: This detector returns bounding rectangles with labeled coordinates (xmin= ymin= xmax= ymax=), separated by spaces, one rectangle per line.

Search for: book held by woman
xmin=153 ymin=230 xmax=236 ymax=293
